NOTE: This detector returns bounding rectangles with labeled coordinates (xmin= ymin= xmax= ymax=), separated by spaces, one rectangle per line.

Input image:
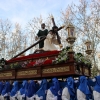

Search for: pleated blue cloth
xmin=66 ymin=77 xmax=76 ymax=100
xmin=78 ymin=76 xmax=91 ymax=95
xmin=1 ymin=82 xmax=11 ymax=96
xmin=26 ymin=80 xmax=36 ymax=97
xmin=94 ymin=75 xmax=100 ymax=93
xmin=19 ymin=80 xmax=28 ymax=95
xmin=10 ymin=81 xmax=19 ymax=97
xmin=36 ymin=79 xmax=47 ymax=100
xmin=50 ymin=78 xmax=62 ymax=100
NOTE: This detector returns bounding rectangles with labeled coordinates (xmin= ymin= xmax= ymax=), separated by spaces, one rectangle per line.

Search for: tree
xmin=0 ymin=19 xmax=12 ymax=59
xmin=0 ymin=19 xmax=27 ymax=59
xmin=61 ymin=0 xmax=100 ymax=72
xmin=7 ymin=23 xmax=27 ymax=58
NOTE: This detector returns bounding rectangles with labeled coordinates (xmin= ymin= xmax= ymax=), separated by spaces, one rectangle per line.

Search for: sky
xmin=0 ymin=0 xmax=79 ymax=27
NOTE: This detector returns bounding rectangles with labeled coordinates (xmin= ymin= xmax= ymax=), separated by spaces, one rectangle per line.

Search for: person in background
xmin=10 ymin=81 xmax=19 ymax=100
xmin=46 ymin=78 xmax=62 ymax=100
xmin=35 ymin=79 xmax=48 ymax=100
xmin=93 ymin=75 xmax=100 ymax=100
xmin=77 ymin=76 xmax=91 ymax=100
xmin=35 ymin=23 xmax=48 ymax=49
xmin=62 ymin=77 xmax=77 ymax=100
xmin=0 ymin=81 xmax=4 ymax=95
xmin=17 ymin=80 xmax=28 ymax=100
xmin=26 ymin=80 xmax=36 ymax=100
xmin=0 ymin=81 xmax=11 ymax=100
xmin=87 ymin=78 xmax=96 ymax=100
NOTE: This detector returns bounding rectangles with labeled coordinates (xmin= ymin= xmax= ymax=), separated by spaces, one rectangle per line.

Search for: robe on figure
xmin=10 ymin=81 xmax=19 ymax=100
xmin=93 ymin=75 xmax=100 ymax=100
xmin=77 ymin=76 xmax=91 ymax=100
xmin=37 ymin=28 xmax=48 ymax=48
xmin=17 ymin=80 xmax=28 ymax=100
xmin=62 ymin=77 xmax=76 ymax=100
xmin=0 ymin=82 xmax=4 ymax=95
xmin=46 ymin=78 xmax=62 ymax=100
xmin=0 ymin=82 xmax=11 ymax=100
xmin=26 ymin=80 xmax=36 ymax=100
xmin=43 ymin=31 xmax=59 ymax=51
xmin=35 ymin=79 xmax=48 ymax=100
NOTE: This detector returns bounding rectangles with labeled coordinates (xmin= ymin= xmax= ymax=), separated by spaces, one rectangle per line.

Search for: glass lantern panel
xmin=86 ymin=41 xmax=91 ymax=50
xmin=70 ymin=28 xmax=74 ymax=37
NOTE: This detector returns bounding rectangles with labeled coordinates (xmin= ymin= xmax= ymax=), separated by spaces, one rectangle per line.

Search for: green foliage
xmin=10 ymin=62 xmax=22 ymax=69
xmin=53 ymin=46 xmax=70 ymax=64
xmin=74 ymin=53 xmax=91 ymax=68
xmin=10 ymin=64 xmax=13 ymax=69
xmin=53 ymin=47 xmax=92 ymax=67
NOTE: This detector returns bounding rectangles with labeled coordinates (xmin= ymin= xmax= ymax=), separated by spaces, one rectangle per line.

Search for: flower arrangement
xmin=43 ymin=59 xmax=52 ymax=65
xmin=53 ymin=46 xmax=91 ymax=67
xmin=26 ymin=61 xmax=36 ymax=68
xmin=53 ymin=47 xmax=70 ymax=64
xmin=11 ymin=62 xmax=22 ymax=69
xmin=9 ymin=61 xmax=28 ymax=69
xmin=74 ymin=53 xmax=91 ymax=68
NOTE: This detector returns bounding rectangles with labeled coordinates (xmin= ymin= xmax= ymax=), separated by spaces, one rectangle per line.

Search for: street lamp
xmin=66 ymin=24 xmax=76 ymax=51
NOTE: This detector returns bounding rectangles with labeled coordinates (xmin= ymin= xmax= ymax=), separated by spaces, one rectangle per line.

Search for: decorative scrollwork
xmin=42 ymin=66 xmax=70 ymax=74
xmin=17 ymin=70 xmax=37 ymax=76
xmin=0 ymin=72 xmax=12 ymax=77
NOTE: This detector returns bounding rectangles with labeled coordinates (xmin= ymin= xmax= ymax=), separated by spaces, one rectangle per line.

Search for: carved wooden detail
xmin=84 ymin=68 xmax=89 ymax=76
xmin=17 ymin=70 xmax=37 ymax=76
xmin=42 ymin=66 xmax=70 ymax=74
xmin=0 ymin=70 xmax=15 ymax=80
xmin=0 ymin=72 xmax=12 ymax=77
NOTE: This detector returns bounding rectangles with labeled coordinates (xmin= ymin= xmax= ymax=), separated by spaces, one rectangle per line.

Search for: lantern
xmin=66 ymin=24 xmax=76 ymax=52
xmin=85 ymin=40 xmax=92 ymax=55
xmin=66 ymin=24 xmax=75 ymax=37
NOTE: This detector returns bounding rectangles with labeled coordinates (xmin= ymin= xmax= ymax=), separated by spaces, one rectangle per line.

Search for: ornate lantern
xmin=85 ymin=40 xmax=92 ymax=55
xmin=66 ymin=24 xmax=76 ymax=51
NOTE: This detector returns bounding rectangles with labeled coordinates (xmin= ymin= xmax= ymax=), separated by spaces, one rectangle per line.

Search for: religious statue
xmin=34 ymin=16 xmax=65 ymax=52
xmin=42 ymin=26 xmax=61 ymax=51
xmin=35 ymin=23 xmax=48 ymax=48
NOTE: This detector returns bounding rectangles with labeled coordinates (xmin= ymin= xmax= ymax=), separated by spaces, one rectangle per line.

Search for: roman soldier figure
xmin=35 ymin=23 xmax=48 ymax=48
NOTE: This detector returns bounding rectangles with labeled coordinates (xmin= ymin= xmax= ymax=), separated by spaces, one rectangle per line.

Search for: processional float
xmin=0 ymin=16 xmax=92 ymax=80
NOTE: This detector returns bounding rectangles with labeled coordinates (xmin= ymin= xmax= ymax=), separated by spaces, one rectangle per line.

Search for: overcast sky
xmin=0 ymin=0 xmax=79 ymax=27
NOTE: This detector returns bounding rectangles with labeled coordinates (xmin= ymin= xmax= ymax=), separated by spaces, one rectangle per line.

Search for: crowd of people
xmin=0 ymin=75 xmax=99 ymax=100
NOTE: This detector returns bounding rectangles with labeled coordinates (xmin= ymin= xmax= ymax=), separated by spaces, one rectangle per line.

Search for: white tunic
xmin=77 ymin=89 xmax=86 ymax=100
xmin=17 ymin=91 xmax=25 ymax=100
xmin=0 ymin=93 xmax=8 ymax=100
xmin=10 ymin=97 xmax=16 ymax=100
xmin=26 ymin=95 xmax=35 ymax=100
xmin=46 ymin=89 xmax=57 ymax=100
xmin=35 ymin=94 xmax=43 ymax=100
xmin=10 ymin=93 xmax=18 ymax=100
xmin=43 ymin=33 xmax=59 ymax=51
xmin=0 ymin=95 xmax=4 ymax=100
xmin=93 ymin=91 xmax=100 ymax=100
xmin=62 ymin=87 xmax=70 ymax=100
